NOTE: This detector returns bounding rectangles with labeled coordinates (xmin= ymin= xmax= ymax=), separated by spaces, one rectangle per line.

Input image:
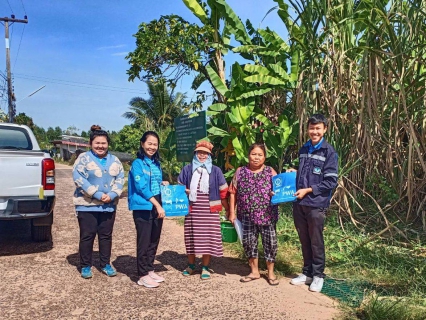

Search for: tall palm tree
xmin=122 ymin=79 xmax=188 ymax=129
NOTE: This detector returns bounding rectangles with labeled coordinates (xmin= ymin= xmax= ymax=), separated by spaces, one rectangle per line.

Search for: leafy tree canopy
xmin=64 ymin=125 xmax=79 ymax=136
xmin=123 ymin=79 xmax=188 ymax=129
xmin=110 ymin=125 xmax=143 ymax=154
xmin=0 ymin=109 xmax=6 ymax=122
xmin=14 ymin=112 xmax=35 ymax=129
xmin=126 ymin=14 xmax=213 ymax=87
xmin=45 ymin=126 xmax=63 ymax=141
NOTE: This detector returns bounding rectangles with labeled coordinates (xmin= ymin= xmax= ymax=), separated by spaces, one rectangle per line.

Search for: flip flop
xmin=240 ymin=275 xmax=260 ymax=283
xmin=268 ymin=278 xmax=279 ymax=286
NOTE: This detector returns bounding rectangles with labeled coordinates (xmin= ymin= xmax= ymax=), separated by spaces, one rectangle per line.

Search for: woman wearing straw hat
xmin=178 ymin=141 xmax=229 ymax=280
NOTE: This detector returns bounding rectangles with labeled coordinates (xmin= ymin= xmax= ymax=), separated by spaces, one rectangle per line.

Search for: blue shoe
xmin=101 ymin=264 xmax=117 ymax=277
xmin=81 ymin=266 xmax=93 ymax=279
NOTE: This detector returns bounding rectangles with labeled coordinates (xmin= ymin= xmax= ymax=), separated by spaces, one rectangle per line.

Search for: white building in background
xmin=52 ymin=135 xmax=90 ymax=161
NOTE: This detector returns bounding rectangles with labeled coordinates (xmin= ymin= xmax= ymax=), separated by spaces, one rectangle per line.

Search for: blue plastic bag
xmin=161 ymin=185 xmax=189 ymax=217
xmin=271 ymin=172 xmax=297 ymax=204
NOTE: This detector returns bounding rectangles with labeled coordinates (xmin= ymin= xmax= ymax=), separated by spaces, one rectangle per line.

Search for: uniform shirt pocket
xmin=312 ymin=159 xmax=325 ymax=175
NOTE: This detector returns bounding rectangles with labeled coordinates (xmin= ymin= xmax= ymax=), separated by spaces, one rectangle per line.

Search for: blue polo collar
xmin=304 ymin=138 xmax=324 ymax=154
xmin=91 ymin=150 xmax=108 ymax=166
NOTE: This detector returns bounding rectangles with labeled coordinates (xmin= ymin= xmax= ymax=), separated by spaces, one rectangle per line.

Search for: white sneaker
xmin=309 ymin=276 xmax=324 ymax=292
xmin=149 ymin=271 xmax=165 ymax=283
xmin=137 ymin=275 xmax=159 ymax=288
xmin=290 ymin=274 xmax=313 ymax=285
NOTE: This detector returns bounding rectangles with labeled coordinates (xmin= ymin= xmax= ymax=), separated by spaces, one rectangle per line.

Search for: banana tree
xmin=182 ymin=0 xmax=252 ymax=102
xmin=207 ymin=60 xmax=297 ymax=176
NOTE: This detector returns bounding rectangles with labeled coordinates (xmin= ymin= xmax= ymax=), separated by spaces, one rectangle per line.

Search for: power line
xmin=20 ymin=0 xmax=26 ymax=15
xmin=13 ymin=23 xmax=25 ymax=69
xmin=10 ymin=20 xmax=13 ymax=47
xmin=5 ymin=0 xmax=13 ymax=13
xmin=14 ymin=73 xmax=147 ymax=95
xmin=14 ymin=73 xmax=147 ymax=94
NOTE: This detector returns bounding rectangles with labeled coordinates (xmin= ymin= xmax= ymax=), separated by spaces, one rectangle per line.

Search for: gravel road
xmin=0 ymin=164 xmax=340 ymax=320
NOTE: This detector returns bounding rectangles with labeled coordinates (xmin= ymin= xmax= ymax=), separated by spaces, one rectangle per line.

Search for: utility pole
xmin=0 ymin=15 xmax=28 ymax=123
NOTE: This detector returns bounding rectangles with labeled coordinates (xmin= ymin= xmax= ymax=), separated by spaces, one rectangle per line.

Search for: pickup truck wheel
xmin=31 ymin=223 xmax=52 ymax=242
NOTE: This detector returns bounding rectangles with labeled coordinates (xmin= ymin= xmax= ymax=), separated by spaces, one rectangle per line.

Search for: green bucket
xmin=220 ymin=221 xmax=238 ymax=243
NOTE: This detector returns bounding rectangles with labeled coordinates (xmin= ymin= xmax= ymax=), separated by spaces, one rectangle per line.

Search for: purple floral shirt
xmin=231 ymin=165 xmax=278 ymax=225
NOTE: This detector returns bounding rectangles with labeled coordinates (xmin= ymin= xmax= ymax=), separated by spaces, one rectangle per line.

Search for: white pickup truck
xmin=0 ymin=123 xmax=55 ymax=241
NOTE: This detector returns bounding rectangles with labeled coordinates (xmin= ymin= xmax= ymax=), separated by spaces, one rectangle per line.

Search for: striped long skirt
xmin=184 ymin=190 xmax=223 ymax=257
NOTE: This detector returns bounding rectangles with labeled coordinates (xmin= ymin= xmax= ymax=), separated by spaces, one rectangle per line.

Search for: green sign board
xmin=174 ymin=111 xmax=207 ymax=162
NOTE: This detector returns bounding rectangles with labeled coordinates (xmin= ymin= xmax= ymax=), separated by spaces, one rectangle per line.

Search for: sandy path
xmin=0 ymin=164 xmax=340 ymax=319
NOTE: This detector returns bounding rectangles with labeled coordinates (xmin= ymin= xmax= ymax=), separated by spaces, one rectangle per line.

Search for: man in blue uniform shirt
xmin=288 ymin=114 xmax=338 ymax=293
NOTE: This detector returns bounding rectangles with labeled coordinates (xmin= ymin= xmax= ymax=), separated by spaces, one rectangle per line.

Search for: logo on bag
xmin=271 ymin=172 xmax=297 ymax=204
xmin=282 ymin=189 xmax=295 ymax=196
xmin=274 ymin=178 xmax=282 ymax=187
xmin=160 ymin=185 xmax=189 ymax=216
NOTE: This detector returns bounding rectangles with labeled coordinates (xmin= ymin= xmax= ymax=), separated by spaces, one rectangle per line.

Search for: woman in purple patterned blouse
xmin=228 ymin=143 xmax=279 ymax=286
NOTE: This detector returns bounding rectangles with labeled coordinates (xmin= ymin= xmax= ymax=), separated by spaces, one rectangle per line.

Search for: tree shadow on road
xmin=113 ymin=255 xmax=168 ymax=283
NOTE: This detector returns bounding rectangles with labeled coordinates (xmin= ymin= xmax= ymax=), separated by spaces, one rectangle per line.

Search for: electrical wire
xmin=20 ymin=0 xmax=26 ymax=15
xmin=13 ymin=24 xmax=25 ymax=70
xmin=14 ymin=73 xmax=147 ymax=92
xmin=10 ymin=21 xmax=14 ymax=53
xmin=14 ymin=73 xmax=148 ymax=94
xmin=13 ymin=73 xmax=147 ymax=95
xmin=5 ymin=0 xmax=13 ymax=13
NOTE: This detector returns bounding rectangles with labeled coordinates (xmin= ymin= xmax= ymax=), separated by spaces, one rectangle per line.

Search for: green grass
xmin=347 ymin=295 xmax=426 ymax=320
xmin=174 ymin=204 xmax=426 ymax=319
xmin=220 ymin=204 xmax=426 ymax=319
xmin=273 ymin=206 xmax=426 ymax=318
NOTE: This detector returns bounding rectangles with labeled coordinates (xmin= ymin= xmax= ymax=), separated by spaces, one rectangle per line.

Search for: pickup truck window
xmin=0 ymin=126 xmax=33 ymax=150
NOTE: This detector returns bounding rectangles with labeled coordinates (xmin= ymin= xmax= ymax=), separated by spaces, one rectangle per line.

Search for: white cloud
xmin=111 ymin=52 xmax=128 ymax=56
xmin=97 ymin=44 xmax=126 ymax=50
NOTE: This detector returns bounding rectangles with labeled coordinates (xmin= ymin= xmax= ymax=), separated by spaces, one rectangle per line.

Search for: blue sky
xmin=0 ymin=0 xmax=286 ymax=133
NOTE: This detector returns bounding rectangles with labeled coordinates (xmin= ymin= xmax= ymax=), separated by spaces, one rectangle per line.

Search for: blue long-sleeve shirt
xmin=127 ymin=157 xmax=163 ymax=211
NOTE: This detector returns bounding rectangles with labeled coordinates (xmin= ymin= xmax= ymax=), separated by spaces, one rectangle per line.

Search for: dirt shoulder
xmin=0 ymin=164 xmax=340 ymax=319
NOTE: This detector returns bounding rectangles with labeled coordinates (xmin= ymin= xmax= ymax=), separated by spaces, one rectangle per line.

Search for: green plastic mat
xmin=322 ymin=278 xmax=367 ymax=307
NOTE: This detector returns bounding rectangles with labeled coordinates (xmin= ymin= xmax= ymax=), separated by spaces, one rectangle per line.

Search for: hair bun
xmin=90 ymin=125 xmax=102 ymax=132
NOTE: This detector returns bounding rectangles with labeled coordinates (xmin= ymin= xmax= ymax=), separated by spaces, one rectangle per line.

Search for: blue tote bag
xmin=271 ymin=172 xmax=297 ymax=205
xmin=161 ymin=185 xmax=189 ymax=217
